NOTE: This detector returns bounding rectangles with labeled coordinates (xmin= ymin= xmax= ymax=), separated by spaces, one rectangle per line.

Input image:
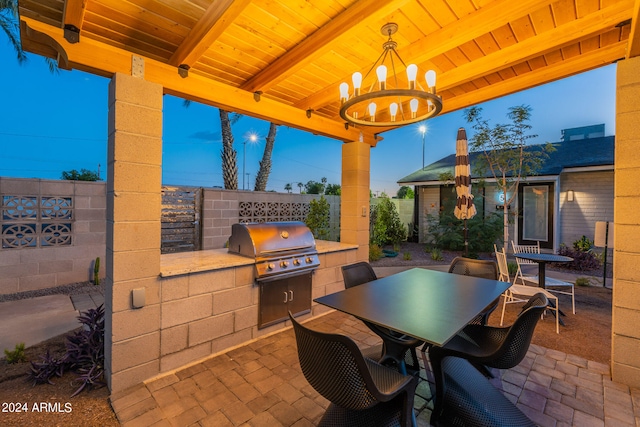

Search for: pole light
xmin=419 ymin=124 xmax=427 ymax=170
xmin=243 ymin=133 xmax=258 ymax=190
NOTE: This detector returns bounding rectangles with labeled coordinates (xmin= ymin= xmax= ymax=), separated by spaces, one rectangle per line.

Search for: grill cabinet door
xmin=258 ymin=272 xmax=312 ymax=328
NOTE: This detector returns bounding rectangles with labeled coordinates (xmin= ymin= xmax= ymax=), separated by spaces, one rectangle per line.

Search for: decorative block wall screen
xmin=238 ymin=201 xmax=310 ymax=223
xmin=1 ymin=195 xmax=73 ymax=248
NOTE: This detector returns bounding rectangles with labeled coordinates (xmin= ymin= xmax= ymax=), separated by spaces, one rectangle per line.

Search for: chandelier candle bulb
xmin=390 ymin=102 xmax=398 ymax=121
xmin=339 ymin=82 xmax=349 ymax=103
xmin=376 ymin=65 xmax=387 ymax=90
xmin=352 ymin=72 xmax=362 ymax=97
xmin=410 ymin=98 xmax=419 ymax=118
xmin=426 ymin=70 xmax=437 ymax=92
xmin=407 ymin=64 xmax=418 ymax=89
xmin=368 ymin=102 xmax=377 ymax=121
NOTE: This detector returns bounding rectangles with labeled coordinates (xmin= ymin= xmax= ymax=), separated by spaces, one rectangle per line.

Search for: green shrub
xmin=425 ymin=190 xmax=503 ymax=253
xmin=430 ymin=248 xmax=443 ymax=261
xmin=305 ymin=196 xmax=331 ymax=240
xmin=4 ymin=343 xmax=26 ymax=364
xmin=507 ymin=262 xmax=518 ymax=276
xmin=369 ymin=244 xmax=383 ymax=262
xmin=370 ymin=197 xmax=406 ymax=247
xmin=573 ymin=235 xmax=593 ymax=252
xmin=575 ymin=277 xmax=593 ymax=287
xmin=403 ymin=252 xmax=412 ymax=260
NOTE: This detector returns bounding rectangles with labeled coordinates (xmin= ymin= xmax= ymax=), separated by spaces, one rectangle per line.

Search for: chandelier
xmin=339 ymin=23 xmax=443 ymax=128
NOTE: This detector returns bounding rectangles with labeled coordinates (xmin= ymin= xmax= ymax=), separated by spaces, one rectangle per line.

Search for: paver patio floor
xmin=110 ymin=310 xmax=640 ymax=427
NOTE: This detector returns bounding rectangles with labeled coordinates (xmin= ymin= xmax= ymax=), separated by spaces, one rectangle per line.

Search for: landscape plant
xmin=557 ymin=236 xmax=601 ymax=271
xmin=4 ymin=342 xmax=26 ymax=364
xmin=28 ymin=305 xmax=105 ymax=396
xmin=369 ymin=244 xmax=383 ymax=262
xmin=370 ymin=196 xmax=406 ymax=247
xmin=305 ymin=195 xmax=331 ymax=240
xmin=93 ymin=257 xmax=100 ymax=286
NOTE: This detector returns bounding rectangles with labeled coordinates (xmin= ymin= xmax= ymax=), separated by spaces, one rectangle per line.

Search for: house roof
xmin=17 ymin=1 xmax=639 ymax=145
xmin=398 ymin=135 xmax=614 ymax=184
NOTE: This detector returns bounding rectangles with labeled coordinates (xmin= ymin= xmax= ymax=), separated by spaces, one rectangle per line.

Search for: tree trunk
xmin=219 ymin=109 xmax=238 ymax=190
xmin=254 ymin=123 xmax=277 ymax=191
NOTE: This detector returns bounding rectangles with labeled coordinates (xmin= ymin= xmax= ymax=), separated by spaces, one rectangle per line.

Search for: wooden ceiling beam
xmin=62 ymin=0 xmax=86 ymax=39
xmin=441 ymin=41 xmax=627 ymax=114
xmin=439 ymin=1 xmax=631 ymax=91
xmin=626 ymin=0 xmax=640 ymax=58
xmin=168 ymin=0 xmax=252 ymax=67
xmin=240 ymin=0 xmax=410 ymax=94
xmin=293 ymin=0 xmax=553 ymax=110
xmin=21 ymin=17 xmax=376 ymax=145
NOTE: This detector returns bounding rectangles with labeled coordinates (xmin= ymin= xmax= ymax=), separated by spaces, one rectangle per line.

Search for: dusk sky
xmin=0 ymin=40 xmax=616 ymax=196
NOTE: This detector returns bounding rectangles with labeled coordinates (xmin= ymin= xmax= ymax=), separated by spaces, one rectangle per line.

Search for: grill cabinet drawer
xmin=258 ymin=272 xmax=312 ymax=329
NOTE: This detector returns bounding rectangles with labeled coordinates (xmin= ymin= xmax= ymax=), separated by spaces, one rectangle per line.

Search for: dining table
xmin=314 ymin=267 xmax=512 ymax=348
xmin=513 ymin=253 xmax=573 ymax=289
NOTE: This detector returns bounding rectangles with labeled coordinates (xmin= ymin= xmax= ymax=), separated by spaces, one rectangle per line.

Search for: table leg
xmin=538 ymin=262 xmax=546 ymax=289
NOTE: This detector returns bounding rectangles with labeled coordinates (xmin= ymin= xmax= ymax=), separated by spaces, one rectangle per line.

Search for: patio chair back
xmin=341 ymin=261 xmax=377 ymax=289
xmin=289 ymin=312 xmax=417 ymax=427
xmin=494 ymin=245 xmax=510 ymax=282
xmin=448 ymin=257 xmax=500 ymax=326
xmin=511 ymin=241 xmax=541 ymax=286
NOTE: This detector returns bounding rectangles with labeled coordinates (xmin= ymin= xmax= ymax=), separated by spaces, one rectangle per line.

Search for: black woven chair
xmin=428 ymin=293 xmax=548 ymax=425
xmin=289 ymin=312 xmax=418 ymax=427
xmin=341 ymin=262 xmax=424 ymax=374
xmin=434 ymin=356 xmax=536 ymax=427
xmin=448 ymin=257 xmax=501 ymax=326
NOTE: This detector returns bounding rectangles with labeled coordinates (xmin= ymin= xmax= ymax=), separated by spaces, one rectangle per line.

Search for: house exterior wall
xmin=0 ymin=177 xmax=106 ymax=294
xmin=558 ymin=170 xmax=614 ymax=247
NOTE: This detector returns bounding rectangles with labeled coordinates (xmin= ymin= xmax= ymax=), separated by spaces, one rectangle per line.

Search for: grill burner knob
xmin=306 ymin=257 xmax=314 ymax=264
xmin=293 ymin=258 xmax=301 ymax=266
xmin=267 ymin=263 xmax=275 ymax=271
xmin=280 ymin=261 xmax=289 ymax=268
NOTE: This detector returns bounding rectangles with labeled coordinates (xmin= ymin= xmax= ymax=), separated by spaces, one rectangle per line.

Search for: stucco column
xmin=341 ymin=140 xmax=370 ymax=262
xmin=612 ymin=56 xmax=640 ymax=387
xmin=105 ymin=73 xmax=163 ymax=392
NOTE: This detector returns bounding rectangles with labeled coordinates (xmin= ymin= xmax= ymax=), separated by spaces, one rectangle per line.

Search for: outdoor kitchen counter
xmin=159 ymin=240 xmax=358 ymax=277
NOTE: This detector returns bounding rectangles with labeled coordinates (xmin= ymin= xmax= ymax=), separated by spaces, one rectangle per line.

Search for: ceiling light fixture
xmin=339 ymin=23 xmax=443 ymax=128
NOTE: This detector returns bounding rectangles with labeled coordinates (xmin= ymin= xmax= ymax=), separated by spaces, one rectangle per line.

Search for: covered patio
xmin=17 ymin=0 xmax=640 ymax=402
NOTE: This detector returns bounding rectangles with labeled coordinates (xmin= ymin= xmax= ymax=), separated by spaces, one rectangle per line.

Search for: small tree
xmin=297 ymin=182 xmax=304 ymax=193
xmin=305 ymin=196 xmax=331 ymax=240
xmin=325 ymin=183 xmax=341 ymax=195
xmin=370 ymin=196 xmax=406 ymax=247
xmin=61 ymin=169 xmax=101 ymax=181
xmin=397 ymin=186 xmax=414 ymax=199
xmin=305 ymin=180 xmax=324 ymax=194
xmin=464 ymin=105 xmax=553 ymax=247
xmin=284 ymin=183 xmax=292 ymax=193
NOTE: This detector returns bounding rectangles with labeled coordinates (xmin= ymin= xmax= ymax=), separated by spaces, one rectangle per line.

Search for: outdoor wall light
xmin=178 ymin=64 xmax=190 ymax=78
xmin=567 ymin=190 xmax=575 ymax=202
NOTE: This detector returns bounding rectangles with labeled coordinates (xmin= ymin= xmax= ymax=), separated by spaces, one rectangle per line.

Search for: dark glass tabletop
xmin=314 ymin=268 xmax=511 ymax=347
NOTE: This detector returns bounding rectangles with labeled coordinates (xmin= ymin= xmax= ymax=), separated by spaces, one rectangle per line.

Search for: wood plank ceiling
xmin=18 ymin=0 xmax=639 ymax=145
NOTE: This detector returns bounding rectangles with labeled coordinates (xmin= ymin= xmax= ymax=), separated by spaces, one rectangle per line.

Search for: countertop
xmin=160 ymin=240 xmax=358 ymax=277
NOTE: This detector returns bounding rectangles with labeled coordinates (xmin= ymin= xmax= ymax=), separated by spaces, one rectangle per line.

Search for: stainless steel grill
xmin=228 ymin=221 xmax=320 ymax=328
xmin=228 ymin=221 xmax=320 ymax=282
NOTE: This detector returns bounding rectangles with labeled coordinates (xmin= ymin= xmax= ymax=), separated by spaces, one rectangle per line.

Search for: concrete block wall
xmin=612 ymin=56 xmax=640 ymax=388
xmin=0 ymin=177 xmax=106 ymax=294
xmin=201 ymin=190 xmax=341 ymax=249
xmin=129 ymin=247 xmax=357 ymax=387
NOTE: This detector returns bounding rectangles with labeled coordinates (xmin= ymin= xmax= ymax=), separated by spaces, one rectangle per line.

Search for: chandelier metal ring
xmin=339 ymin=89 xmax=443 ymax=127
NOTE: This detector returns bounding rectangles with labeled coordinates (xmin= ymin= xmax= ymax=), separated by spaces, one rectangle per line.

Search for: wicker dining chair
xmin=289 ymin=312 xmax=418 ymax=427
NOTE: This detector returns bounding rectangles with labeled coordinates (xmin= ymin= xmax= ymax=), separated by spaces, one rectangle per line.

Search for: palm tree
xmin=297 ymin=182 xmax=303 ymax=194
xmin=219 ymin=109 xmax=238 ymax=189
xmin=284 ymin=183 xmax=292 ymax=193
xmin=1 ymin=0 xmax=26 ymax=63
xmin=254 ymin=123 xmax=278 ymax=191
